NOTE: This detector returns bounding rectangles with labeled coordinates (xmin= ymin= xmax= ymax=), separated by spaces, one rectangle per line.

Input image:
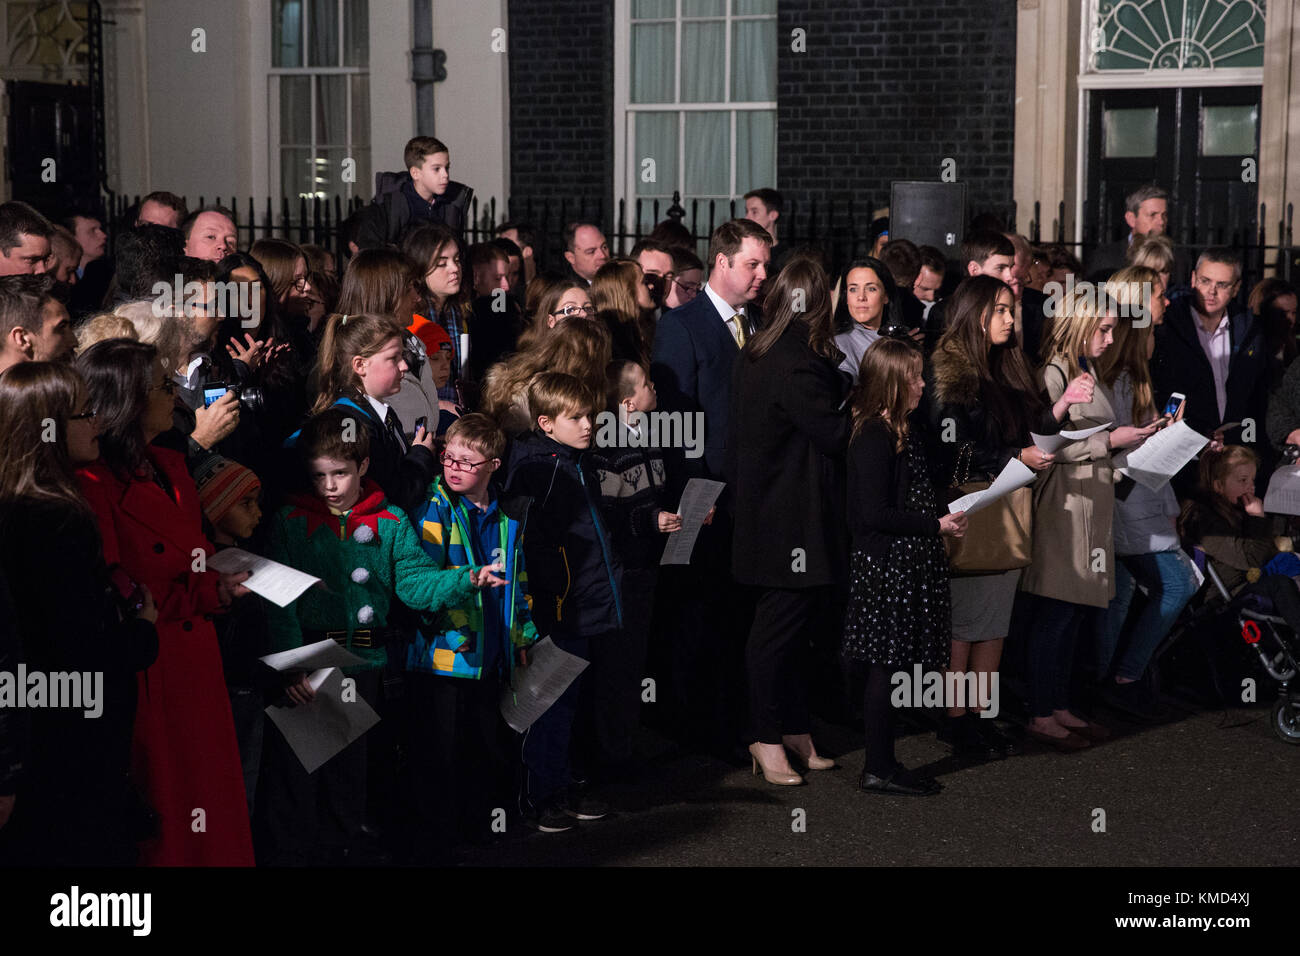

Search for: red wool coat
xmin=77 ymin=448 xmax=254 ymax=866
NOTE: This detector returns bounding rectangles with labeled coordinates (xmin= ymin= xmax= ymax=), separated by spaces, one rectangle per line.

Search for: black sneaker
xmin=524 ymin=805 xmax=577 ymax=833
xmin=562 ymin=793 xmax=609 ymax=821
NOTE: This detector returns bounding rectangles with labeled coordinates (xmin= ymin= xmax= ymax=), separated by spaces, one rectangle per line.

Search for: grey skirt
xmin=949 ymin=569 xmax=1022 ymax=642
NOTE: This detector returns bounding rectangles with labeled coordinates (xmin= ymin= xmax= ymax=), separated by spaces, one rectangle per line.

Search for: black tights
xmin=864 ymin=664 xmax=897 ymax=777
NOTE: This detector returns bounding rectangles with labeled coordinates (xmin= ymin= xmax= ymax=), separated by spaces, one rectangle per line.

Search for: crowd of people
xmin=0 ymin=135 xmax=1297 ymax=865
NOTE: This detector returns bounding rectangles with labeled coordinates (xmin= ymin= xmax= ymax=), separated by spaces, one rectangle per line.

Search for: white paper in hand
xmin=500 ymin=637 xmax=589 ymax=733
xmin=660 ymin=478 xmax=725 ymax=565
xmin=1029 ymin=422 xmax=1112 ymax=454
xmin=264 ymin=666 xmax=380 ymax=773
xmin=259 ymin=637 xmax=367 ymax=674
xmin=207 ymin=547 xmax=320 ymax=607
xmin=1264 ymin=466 xmax=1300 ymax=517
xmin=948 ymin=457 xmax=1036 ymax=516
xmin=1115 ymin=420 xmax=1208 ymax=490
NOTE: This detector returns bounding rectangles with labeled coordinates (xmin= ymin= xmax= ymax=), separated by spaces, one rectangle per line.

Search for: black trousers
xmin=656 ymin=518 xmax=752 ymax=753
xmin=746 ymin=586 xmax=828 ymax=744
xmin=405 ymin=669 xmax=511 ymax=859
xmin=582 ymin=568 xmax=656 ymax=771
xmin=255 ymin=668 xmax=381 ymax=866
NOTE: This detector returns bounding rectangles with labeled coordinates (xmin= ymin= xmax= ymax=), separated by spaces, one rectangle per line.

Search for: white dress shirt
xmin=704 ymin=281 xmax=747 ymax=346
xmin=1193 ymin=310 xmax=1231 ymax=422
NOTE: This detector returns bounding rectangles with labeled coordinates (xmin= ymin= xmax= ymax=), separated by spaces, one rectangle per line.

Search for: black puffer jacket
xmin=505 ymin=431 xmax=624 ymax=638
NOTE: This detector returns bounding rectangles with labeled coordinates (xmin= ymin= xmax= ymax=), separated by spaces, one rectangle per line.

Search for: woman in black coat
xmin=0 ymin=362 xmax=158 ymax=865
xmin=727 ymin=256 xmax=850 ymax=785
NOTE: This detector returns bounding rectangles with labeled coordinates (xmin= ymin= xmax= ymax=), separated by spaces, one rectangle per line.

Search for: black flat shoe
xmin=972 ymin=716 xmax=1022 ymax=756
xmin=858 ymin=767 xmax=942 ymax=796
xmin=938 ymin=713 xmax=1004 ymax=760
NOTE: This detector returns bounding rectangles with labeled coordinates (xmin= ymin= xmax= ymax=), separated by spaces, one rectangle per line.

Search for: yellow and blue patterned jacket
xmin=407 ymin=477 xmax=537 ymax=681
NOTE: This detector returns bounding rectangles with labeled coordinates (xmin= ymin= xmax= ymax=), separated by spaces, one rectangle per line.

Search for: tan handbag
xmin=944 ymin=442 xmax=1033 ymax=573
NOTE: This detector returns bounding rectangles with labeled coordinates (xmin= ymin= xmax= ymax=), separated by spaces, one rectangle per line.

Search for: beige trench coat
xmin=1019 ymin=358 xmax=1118 ymax=608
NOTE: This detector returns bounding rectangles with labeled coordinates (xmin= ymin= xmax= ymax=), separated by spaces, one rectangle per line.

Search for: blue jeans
xmin=1027 ymin=596 xmax=1089 ymax=718
xmin=1095 ymin=550 xmax=1197 ymax=682
xmin=521 ymin=634 xmax=589 ymax=811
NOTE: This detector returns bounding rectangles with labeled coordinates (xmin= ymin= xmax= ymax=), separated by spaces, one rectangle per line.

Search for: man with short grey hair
xmin=1086 ymin=183 xmax=1190 ymax=284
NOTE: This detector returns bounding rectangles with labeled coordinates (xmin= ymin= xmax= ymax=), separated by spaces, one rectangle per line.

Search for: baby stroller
xmin=1160 ymin=546 xmax=1300 ymax=743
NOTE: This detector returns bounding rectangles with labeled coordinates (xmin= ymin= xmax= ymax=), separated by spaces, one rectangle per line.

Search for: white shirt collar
xmin=704 ymin=281 xmax=745 ymax=327
xmin=366 ymin=395 xmax=391 ymax=421
xmin=175 ymin=354 xmax=208 ymax=390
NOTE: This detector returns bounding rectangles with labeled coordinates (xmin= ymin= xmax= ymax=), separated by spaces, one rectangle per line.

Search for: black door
xmin=6 ymin=80 xmax=97 ymax=215
xmin=1086 ymin=85 xmax=1260 ymax=249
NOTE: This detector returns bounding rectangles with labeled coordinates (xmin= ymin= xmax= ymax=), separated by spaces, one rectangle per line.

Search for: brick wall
xmin=506 ymin=0 xmax=614 ymax=244
xmin=776 ymin=0 xmax=1019 ymax=238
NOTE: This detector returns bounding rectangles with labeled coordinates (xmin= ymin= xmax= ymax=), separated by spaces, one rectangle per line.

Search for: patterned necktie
xmin=730 ymin=313 xmax=747 ymax=348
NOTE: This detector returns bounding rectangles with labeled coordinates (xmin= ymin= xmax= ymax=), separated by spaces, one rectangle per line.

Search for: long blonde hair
xmin=1097 ymin=266 xmax=1159 ymax=421
xmin=1041 ymin=282 xmax=1113 ymax=384
xmin=482 ymin=320 xmax=612 ymax=428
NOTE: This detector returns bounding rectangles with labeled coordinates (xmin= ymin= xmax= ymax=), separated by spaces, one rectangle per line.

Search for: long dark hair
xmin=214 ymin=251 xmax=282 ymax=382
xmin=403 ymin=223 xmax=471 ymax=320
xmin=747 ymin=254 xmax=841 ymax=365
xmin=0 ymin=362 xmax=93 ymax=515
xmin=75 ymin=338 xmax=162 ymax=481
xmin=833 ymin=256 xmax=902 ymax=335
xmin=933 ymin=274 xmax=1044 ymax=437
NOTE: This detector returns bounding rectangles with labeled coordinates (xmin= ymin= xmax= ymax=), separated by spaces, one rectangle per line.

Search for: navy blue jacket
xmin=651 ymin=290 xmax=759 ymax=479
xmin=505 ymin=431 xmax=624 ymax=638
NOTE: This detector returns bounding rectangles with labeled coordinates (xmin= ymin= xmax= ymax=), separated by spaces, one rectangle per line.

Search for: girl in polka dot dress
xmin=841 ymin=338 xmax=967 ymax=797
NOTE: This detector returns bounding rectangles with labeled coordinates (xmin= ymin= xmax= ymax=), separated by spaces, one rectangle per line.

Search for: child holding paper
xmin=505 ymin=372 xmax=623 ymax=831
xmin=258 ymin=408 xmax=504 ymax=865
xmin=194 ymin=454 xmax=272 ymax=816
xmin=405 ymin=413 xmax=538 ymax=858
xmin=593 ymin=359 xmax=688 ymax=782
xmin=1179 ymin=445 xmax=1300 ymax=632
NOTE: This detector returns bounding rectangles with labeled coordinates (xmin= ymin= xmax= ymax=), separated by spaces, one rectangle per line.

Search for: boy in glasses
xmin=406 ymin=413 xmax=538 ymax=855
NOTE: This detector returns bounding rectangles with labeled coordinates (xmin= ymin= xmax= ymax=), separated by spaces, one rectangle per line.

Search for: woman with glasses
xmin=0 ymin=362 xmax=159 ymax=865
xmin=73 ymin=339 xmax=256 ymax=865
xmin=250 ymin=238 xmax=315 ymax=323
xmin=513 ymin=279 xmax=596 ymax=354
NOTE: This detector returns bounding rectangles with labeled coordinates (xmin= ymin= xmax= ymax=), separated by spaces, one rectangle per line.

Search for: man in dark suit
xmin=649 ymin=218 xmax=771 ymax=760
xmin=1085 ymin=183 xmax=1191 ymax=285
xmin=652 ymin=218 xmax=770 ymax=478
xmin=561 ymin=220 xmax=610 ymax=286
xmin=1151 ymin=247 xmax=1267 ymax=452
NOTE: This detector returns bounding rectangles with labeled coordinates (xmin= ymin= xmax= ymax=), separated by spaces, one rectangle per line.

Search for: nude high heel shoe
xmin=782 ymin=734 xmax=837 ymax=771
xmin=749 ymin=743 xmax=804 ymax=786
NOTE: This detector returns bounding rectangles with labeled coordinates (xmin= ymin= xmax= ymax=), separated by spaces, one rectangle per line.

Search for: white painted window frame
xmin=613 ymin=0 xmax=777 ymax=235
xmin=267 ymin=0 xmax=370 ymax=201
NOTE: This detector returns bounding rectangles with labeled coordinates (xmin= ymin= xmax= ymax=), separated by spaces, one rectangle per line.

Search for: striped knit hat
xmin=194 ymin=455 xmax=261 ymax=526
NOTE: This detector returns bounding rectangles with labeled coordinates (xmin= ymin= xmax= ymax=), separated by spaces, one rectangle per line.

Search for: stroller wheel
xmin=1271 ymin=699 xmax=1300 ymax=745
